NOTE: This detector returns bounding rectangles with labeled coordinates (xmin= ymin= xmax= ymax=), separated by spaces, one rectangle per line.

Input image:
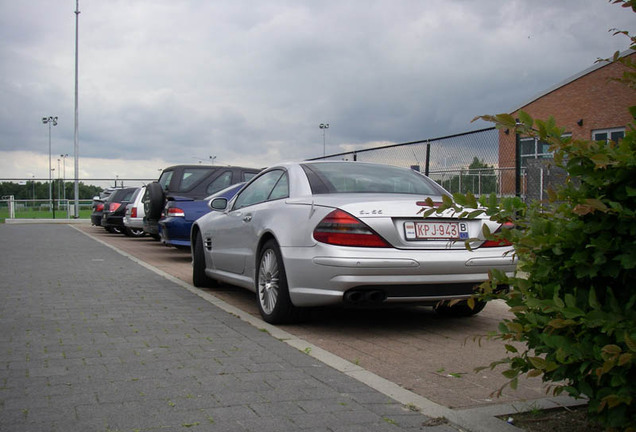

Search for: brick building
xmin=499 ymin=50 xmax=636 ymax=196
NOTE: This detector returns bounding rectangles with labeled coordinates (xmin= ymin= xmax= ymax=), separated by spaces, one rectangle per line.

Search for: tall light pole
xmin=42 ymin=116 xmax=58 ymax=210
xmin=319 ymin=123 xmax=329 ymax=157
xmin=57 ymin=158 xmax=62 ymax=203
xmin=61 ymin=153 xmax=68 ymax=200
xmin=73 ymin=0 xmax=80 ymax=217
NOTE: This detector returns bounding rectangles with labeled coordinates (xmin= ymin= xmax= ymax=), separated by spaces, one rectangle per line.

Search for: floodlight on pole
xmin=319 ymin=123 xmax=329 ymax=157
xmin=73 ymin=0 xmax=80 ymax=218
xmin=42 ymin=116 xmax=58 ymax=210
xmin=61 ymin=153 xmax=68 ymax=200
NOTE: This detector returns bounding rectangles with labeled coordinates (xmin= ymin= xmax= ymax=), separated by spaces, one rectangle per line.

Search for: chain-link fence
xmin=309 ymin=127 xmax=562 ymax=201
xmin=310 ymin=127 xmax=516 ymax=197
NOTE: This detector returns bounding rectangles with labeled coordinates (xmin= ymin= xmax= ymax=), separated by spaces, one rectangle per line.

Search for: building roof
xmin=509 ymin=49 xmax=635 ymax=114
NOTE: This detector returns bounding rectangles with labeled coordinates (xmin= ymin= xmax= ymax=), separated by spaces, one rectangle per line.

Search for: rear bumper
xmin=158 ymin=218 xmax=192 ymax=247
xmin=124 ymin=216 xmax=144 ymax=229
xmin=281 ymin=245 xmax=516 ymax=307
xmin=101 ymin=214 xmax=124 ymax=228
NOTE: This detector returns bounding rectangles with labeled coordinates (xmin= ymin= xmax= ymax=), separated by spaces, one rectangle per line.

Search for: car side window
xmin=178 ymin=168 xmax=214 ymax=192
xmin=122 ymin=189 xmax=137 ymax=201
xmin=243 ymin=172 xmax=258 ymax=182
xmin=206 ymin=171 xmax=232 ymax=195
xmin=158 ymin=171 xmax=173 ymax=191
xmin=268 ymin=172 xmax=289 ymax=201
xmin=233 ymin=170 xmax=286 ymax=210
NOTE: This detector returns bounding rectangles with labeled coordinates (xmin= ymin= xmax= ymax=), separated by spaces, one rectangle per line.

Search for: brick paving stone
xmin=0 ymin=224 xmax=460 ymax=432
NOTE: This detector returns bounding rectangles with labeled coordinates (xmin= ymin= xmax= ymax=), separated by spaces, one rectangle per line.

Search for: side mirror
xmin=209 ymin=197 xmax=228 ymax=211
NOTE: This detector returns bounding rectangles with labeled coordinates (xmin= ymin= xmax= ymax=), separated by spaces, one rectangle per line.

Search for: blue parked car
xmin=158 ymin=182 xmax=245 ymax=249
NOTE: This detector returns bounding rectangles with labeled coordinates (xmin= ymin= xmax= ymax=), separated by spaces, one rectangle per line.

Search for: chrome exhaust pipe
xmin=344 ymin=290 xmax=365 ymax=303
xmin=364 ymin=290 xmax=386 ymax=303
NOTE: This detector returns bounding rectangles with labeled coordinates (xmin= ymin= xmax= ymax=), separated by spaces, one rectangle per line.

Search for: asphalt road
xmin=78 ymin=224 xmax=549 ymax=410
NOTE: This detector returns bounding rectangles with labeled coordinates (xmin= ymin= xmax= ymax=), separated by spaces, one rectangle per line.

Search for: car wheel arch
xmin=255 ymin=232 xmax=279 ymax=269
xmin=190 ymin=224 xmax=201 ymax=251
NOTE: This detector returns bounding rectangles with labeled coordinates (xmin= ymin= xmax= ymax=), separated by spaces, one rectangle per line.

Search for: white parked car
xmin=123 ymin=186 xmax=146 ymax=237
xmin=191 ymin=161 xmax=516 ymax=324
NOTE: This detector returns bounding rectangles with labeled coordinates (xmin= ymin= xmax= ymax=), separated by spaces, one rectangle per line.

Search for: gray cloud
xmin=0 ymin=0 xmax=633 ymax=181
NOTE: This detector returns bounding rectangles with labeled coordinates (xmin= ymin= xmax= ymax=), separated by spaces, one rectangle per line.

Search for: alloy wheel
xmin=258 ymin=249 xmax=279 ymax=315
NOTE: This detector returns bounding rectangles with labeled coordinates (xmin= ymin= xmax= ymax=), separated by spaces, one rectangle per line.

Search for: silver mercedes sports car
xmin=191 ymin=161 xmax=516 ymax=324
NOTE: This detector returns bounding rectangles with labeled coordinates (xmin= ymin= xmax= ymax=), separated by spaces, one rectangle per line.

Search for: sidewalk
xmin=0 ymin=224 xmax=460 ymax=431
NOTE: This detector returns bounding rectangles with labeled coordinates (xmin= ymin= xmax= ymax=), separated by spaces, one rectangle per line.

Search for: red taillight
xmin=131 ymin=207 xmax=138 ymax=218
xmin=109 ymin=202 xmax=121 ymax=212
xmin=167 ymin=207 xmax=185 ymax=218
xmin=96 ymin=203 xmax=104 ymax=212
xmin=313 ymin=209 xmax=390 ymax=248
xmin=481 ymin=222 xmax=514 ymax=247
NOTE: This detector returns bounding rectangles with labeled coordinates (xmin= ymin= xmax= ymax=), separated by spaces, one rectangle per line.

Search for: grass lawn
xmin=0 ymin=207 xmax=93 ymax=221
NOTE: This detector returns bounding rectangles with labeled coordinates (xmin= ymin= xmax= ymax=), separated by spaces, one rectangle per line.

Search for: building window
xmin=520 ymin=137 xmax=551 ymax=168
xmin=592 ymin=128 xmax=625 ymax=144
xmin=519 ymin=134 xmax=572 ymax=168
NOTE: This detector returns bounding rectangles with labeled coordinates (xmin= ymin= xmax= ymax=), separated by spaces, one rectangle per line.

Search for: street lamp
xmin=61 ymin=153 xmax=68 ymax=200
xmin=57 ymin=158 xmax=61 ymax=204
xmin=319 ymin=123 xmax=329 ymax=157
xmin=42 ymin=116 xmax=58 ymax=210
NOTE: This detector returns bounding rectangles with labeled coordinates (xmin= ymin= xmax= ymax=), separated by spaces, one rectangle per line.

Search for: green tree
xmin=424 ymin=4 xmax=636 ymax=430
xmin=439 ymin=157 xmax=497 ymax=195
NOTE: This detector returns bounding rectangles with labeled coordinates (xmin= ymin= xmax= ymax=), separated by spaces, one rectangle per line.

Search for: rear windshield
xmin=301 ymin=163 xmax=448 ymax=196
xmin=177 ymin=167 xmax=216 ymax=192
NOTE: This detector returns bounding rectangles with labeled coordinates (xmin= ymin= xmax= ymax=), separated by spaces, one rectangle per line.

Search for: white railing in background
xmin=0 ymin=198 xmax=94 ymax=220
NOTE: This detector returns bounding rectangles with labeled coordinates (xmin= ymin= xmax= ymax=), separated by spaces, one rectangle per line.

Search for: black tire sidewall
xmin=144 ymin=182 xmax=165 ymax=220
xmin=193 ymin=233 xmax=215 ymax=288
xmin=257 ymin=240 xmax=297 ymax=324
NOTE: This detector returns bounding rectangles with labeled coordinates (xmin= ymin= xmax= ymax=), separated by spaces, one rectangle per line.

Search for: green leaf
xmin=510 ymin=377 xmax=518 ymax=390
xmin=588 ymin=287 xmax=599 ymax=309
xmin=467 ymin=209 xmax=484 ymax=219
xmin=504 ymin=344 xmax=518 ymax=353
xmin=529 ymin=356 xmax=547 ymax=370
xmin=625 ymin=332 xmax=636 ymax=353
xmin=502 ymin=369 xmax=518 ymax=379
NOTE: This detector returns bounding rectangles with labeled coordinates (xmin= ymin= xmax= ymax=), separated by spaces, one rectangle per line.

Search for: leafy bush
xmin=423 ymin=21 xmax=636 ymax=432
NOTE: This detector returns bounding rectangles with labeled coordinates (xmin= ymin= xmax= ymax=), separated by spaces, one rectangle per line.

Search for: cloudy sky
xmin=0 ymin=0 xmax=633 ymax=186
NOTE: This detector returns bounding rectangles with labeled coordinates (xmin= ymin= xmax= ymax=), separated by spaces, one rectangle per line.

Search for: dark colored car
xmin=90 ymin=186 xmax=123 ymax=226
xmin=143 ymin=165 xmax=260 ymax=239
xmin=101 ymin=187 xmax=141 ymax=235
xmin=159 ymin=182 xmax=245 ymax=249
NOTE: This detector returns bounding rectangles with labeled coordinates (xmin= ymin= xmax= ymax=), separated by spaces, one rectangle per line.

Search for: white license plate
xmin=404 ymin=221 xmax=469 ymax=240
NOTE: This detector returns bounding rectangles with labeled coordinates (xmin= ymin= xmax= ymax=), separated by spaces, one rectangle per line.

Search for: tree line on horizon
xmin=0 ymin=181 xmax=103 ymax=201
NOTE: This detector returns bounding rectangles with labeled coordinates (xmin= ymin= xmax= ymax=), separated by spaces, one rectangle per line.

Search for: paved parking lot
xmin=1 ymin=223 xmax=464 ymax=432
xmin=77 ymin=225 xmax=548 ymax=410
xmin=1 ymin=222 xmax=580 ymax=431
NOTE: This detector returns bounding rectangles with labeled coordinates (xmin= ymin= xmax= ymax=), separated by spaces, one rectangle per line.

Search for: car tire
xmin=105 ymin=226 xmax=123 ymax=234
xmin=192 ymin=233 xmax=216 ymax=288
xmin=434 ymin=299 xmax=487 ymax=317
xmin=144 ymin=182 xmax=165 ymax=220
xmin=124 ymin=227 xmax=145 ymax=237
xmin=256 ymin=240 xmax=300 ymax=324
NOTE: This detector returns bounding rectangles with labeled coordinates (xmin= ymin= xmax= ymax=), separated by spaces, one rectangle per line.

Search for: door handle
xmin=243 ymin=215 xmax=252 ymax=222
